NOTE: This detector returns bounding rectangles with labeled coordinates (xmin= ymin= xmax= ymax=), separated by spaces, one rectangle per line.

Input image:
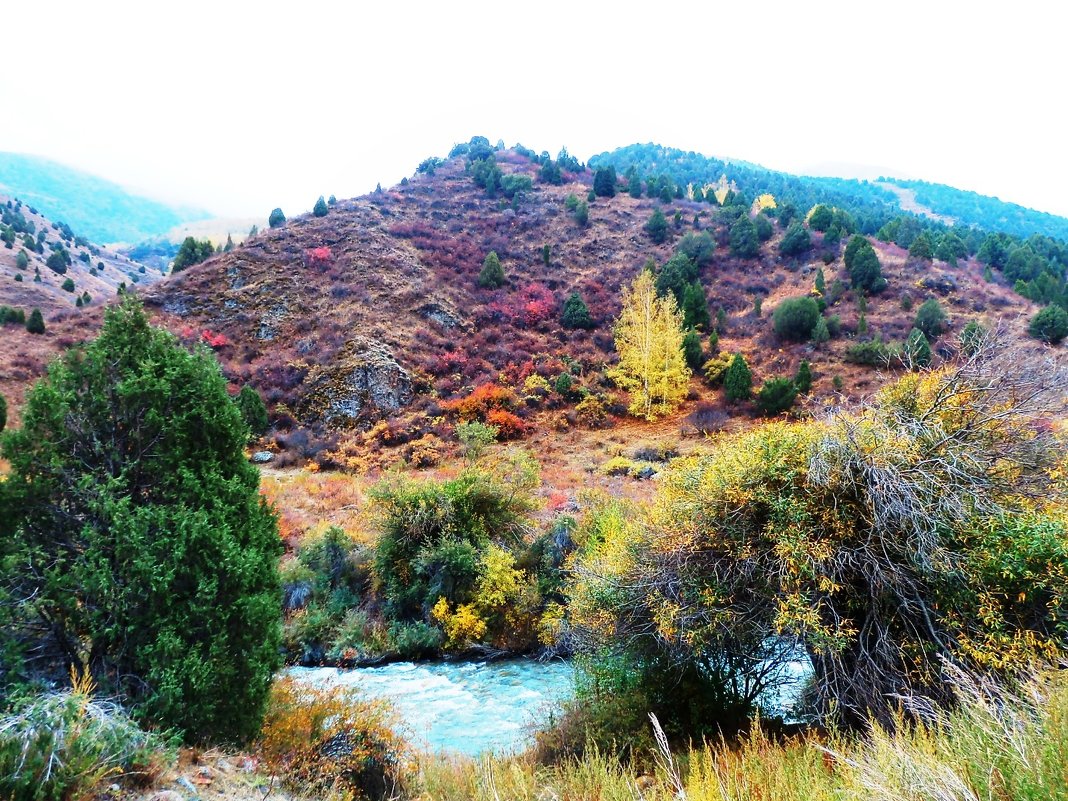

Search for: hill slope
xmin=135 ymin=146 xmax=1043 ymax=468
xmin=0 ymin=152 xmax=209 ymax=244
xmin=590 ymin=144 xmax=1068 ymax=241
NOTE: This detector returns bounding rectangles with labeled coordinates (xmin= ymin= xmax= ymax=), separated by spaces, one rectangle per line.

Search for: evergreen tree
xmin=593 ymin=165 xmax=617 ymax=197
xmin=268 ymin=208 xmax=286 ymax=228
xmin=560 ymin=291 xmax=594 ymax=329
xmin=958 ymin=320 xmax=986 ymax=355
xmin=0 ymin=298 xmax=281 ymax=742
xmin=609 ymin=271 xmax=691 ymax=420
xmin=542 ymin=244 xmax=551 ymax=267
xmin=236 ymin=385 xmax=269 ymax=438
xmin=15 ymin=250 xmax=28 ymax=271
xmin=756 ymin=377 xmax=797 ymax=416
xmin=779 ymin=222 xmax=811 ymax=257
xmin=794 ymin=360 xmax=813 ymax=393
xmin=723 ymin=353 xmax=753 ymax=402
xmin=655 ymin=253 xmax=698 ymax=303
xmin=729 ymin=216 xmax=760 ymax=258
xmin=913 ymin=298 xmax=947 ymax=339
xmin=645 ymin=209 xmax=668 ymax=244
xmin=172 ymin=237 xmax=214 ymax=273
xmin=808 ymin=204 xmax=834 ymax=232
xmin=574 ymin=200 xmax=589 ymax=226
xmin=682 ymin=329 xmax=705 ymax=371
xmin=909 ymin=232 xmax=933 ymax=261
xmin=773 ymin=296 xmax=820 ymax=341
xmin=814 ymin=266 xmax=826 ymax=295
xmin=478 ymin=251 xmax=505 ymax=288
xmin=313 ymin=196 xmax=329 ymax=217
xmin=625 ymin=166 xmax=641 ymax=198
xmin=1028 ymin=304 xmax=1068 ymax=344
xmin=904 ymin=327 xmax=932 ymax=367
xmin=848 ymin=237 xmax=887 ymax=293
xmin=811 ymin=316 xmax=830 ymax=345
xmin=25 ymin=308 xmax=45 ymax=334
xmin=223 ymin=233 xmax=235 ymax=252
xmin=682 ymin=281 xmax=711 ymax=330
xmin=754 ymin=214 xmax=774 ymax=242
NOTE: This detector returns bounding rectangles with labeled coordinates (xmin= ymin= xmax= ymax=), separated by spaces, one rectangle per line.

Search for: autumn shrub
xmin=259 ymin=677 xmax=406 ymax=801
xmin=485 ymin=408 xmax=527 ymax=439
xmin=442 ymin=383 xmax=516 ymax=421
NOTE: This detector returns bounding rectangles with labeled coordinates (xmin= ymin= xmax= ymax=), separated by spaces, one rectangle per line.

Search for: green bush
xmin=729 ymin=216 xmax=760 ymax=258
xmin=25 ymin=308 xmax=45 ymax=334
xmin=723 ymin=353 xmax=752 ymax=402
xmin=913 ymin=297 xmax=947 ymax=339
xmin=561 ymin=291 xmax=594 ymax=329
xmin=236 ymin=384 xmax=269 ymax=437
xmin=268 ymin=207 xmax=286 ymax=228
xmin=0 ymin=677 xmax=176 ymax=801
xmin=756 ymin=377 xmax=797 ymax=416
xmin=1029 ymin=304 xmax=1068 ymax=344
xmin=794 ymin=360 xmax=812 ymax=393
xmin=904 ymin=328 xmax=932 ymax=367
xmin=772 ymin=296 xmax=820 ymax=341
xmin=593 ymin=165 xmax=616 ymax=197
xmin=171 ymin=236 xmax=214 ymax=273
xmin=1 ymin=298 xmax=281 ymax=743
xmin=313 ymin=195 xmax=328 ymax=217
xmin=477 ymin=251 xmax=505 ymax=288
xmin=845 ymin=338 xmax=900 ymax=366
xmin=61 ymin=277 xmax=75 ymax=292
xmin=645 ymin=209 xmax=668 ymax=244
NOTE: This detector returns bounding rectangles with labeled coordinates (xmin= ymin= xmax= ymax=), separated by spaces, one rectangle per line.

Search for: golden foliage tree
xmin=610 ymin=270 xmax=691 ymax=420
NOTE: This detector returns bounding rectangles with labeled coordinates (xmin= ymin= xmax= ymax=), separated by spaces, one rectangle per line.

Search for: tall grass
xmin=403 ymin=668 xmax=1068 ymax=801
xmin=0 ymin=671 xmax=174 ymax=801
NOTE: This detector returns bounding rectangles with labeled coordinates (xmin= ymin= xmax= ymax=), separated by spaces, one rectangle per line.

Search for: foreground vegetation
xmin=2 ymin=298 xmax=1067 ymax=801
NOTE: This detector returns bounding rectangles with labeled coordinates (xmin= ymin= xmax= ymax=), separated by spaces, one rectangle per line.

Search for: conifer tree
xmin=723 ymin=352 xmax=752 ymax=402
xmin=682 ymin=281 xmax=711 ymax=330
xmin=729 ymin=216 xmax=760 ymax=258
xmin=682 ymin=329 xmax=705 ymax=371
xmin=478 ymin=251 xmax=505 ymax=289
xmin=313 ymin=196 xmax=329 ymax=217
xmin=610 ymin=271 xmax=691 ymax=420
xmin=814 ymin=266 xmax=826 ymax=295
xmin=904 ymin=327 xmax=932 ymax=367
xmin=561 ymin=291 xmax=594 ymax=329
xmin=645 ymin=209 xmax=668 ymax=244
xmin=794 ymin=360 xmax=813 ymax=393
xmin=26 ymin=308 xmax=45 ymax=334
xmin=268 ymin=208 xmax=286 ymax=228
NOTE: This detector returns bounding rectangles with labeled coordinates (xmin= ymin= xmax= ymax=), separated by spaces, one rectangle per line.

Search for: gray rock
xmin=251 ymin=451 xmax=274 ymax=463
xmin=300 ymin=337 xmax=413 ymax=428
xmin=418 ymin=301 xmax=465 ymax=330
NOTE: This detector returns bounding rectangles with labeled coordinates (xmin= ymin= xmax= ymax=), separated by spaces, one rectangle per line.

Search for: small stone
xmin=251 ymin=450 xmax=274 ymax=463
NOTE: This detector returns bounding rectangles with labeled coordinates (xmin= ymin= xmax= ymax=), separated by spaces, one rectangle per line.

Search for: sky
xmin=1 ymin=1 xmax=1065 ymax=219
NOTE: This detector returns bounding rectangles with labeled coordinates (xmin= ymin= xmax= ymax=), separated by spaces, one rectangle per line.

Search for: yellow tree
xmin=610 ymin=270 xmax=691 ymax=420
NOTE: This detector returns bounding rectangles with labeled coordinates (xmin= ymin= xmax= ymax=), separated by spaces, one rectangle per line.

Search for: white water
xmin=288 ymin=658 xmax=574 ymax=755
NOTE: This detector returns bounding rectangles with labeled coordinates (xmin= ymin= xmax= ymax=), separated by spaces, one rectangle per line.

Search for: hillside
xmin=0 ymin=195 xmax=167 ymax=419
xmin=0 ymin=152 xmax=209 ymax=244
xmin=590 ymin=143 xmax=1068 ymax=241
xmin=126 ymin=144 xmax=1043 ymax=472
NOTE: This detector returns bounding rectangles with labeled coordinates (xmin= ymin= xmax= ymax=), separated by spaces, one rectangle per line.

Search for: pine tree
xmin=626 ymin=166 xmax=642 ymax=198
xmin=682 ymin=329 xmax=705 ymax=371
xmin=236 ymin=385 xmax=269 ymax=438
xmin=794 ymin=360 xmax=813 ymax=393
xmin=682 ymin=281 xmax=711 ymax=330
xmin=909 ymin=233 xmax=933 ymax=261
xmin=0 ymin=298 xmax=281 ymax=741
xmin=729 ymin=216 xmax=760 ymax=258
xmin=313 ymin=196 xmax=329 ymax=217
xmin=26 ymin=308 xmax=45 ymax=334
xmin=561 ymin=291 xmax=594 ymax=329
xmin=593 ymin=165 xmax=617 ymax=197
xmin=478 ymin=251 xmax=505 ymax=289
xmin=223 ymin=234 xmax=235 ymax=252
xmin=848 ymin=237 xmax=886 ymax=293
xmin=268 ymin=208 xmax=286 ymax=228
xmin=724 ymin=353 xmax=753 ymax=402
xmin=811 ymin=316 xmax=830 ymax=345
xmin=904 ymin=328 xmax=932 ymax=368
xmin=609 ymin=271 xmax=691 ymax=420
xmin=814 ymin=266 xmax=826 ymax=295
xmin=645 ymin=209 xmax=668 ymax=244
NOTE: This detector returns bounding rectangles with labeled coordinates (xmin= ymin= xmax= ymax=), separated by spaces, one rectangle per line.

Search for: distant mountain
xmin=0 ymin=152 xmax=209 ymax=244
xmin=590 ymin=144 xmax=1068 ymax=242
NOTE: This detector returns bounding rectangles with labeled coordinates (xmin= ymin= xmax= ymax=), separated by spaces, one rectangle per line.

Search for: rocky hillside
xmin=127 ymin=146 xmax=1044 ymax=469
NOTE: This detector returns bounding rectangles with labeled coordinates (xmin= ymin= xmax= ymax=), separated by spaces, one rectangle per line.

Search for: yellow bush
xmin=258 ymin=677 xmax=406 ymax=801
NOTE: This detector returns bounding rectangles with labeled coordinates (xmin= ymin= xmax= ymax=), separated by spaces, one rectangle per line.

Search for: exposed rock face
xmin=299 ymin=336 xmax=413 ymax=428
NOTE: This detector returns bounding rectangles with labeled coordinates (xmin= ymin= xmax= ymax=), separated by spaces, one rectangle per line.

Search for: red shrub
xmin=305 ymin=246 xmax=333 ymax=267
xmin=442 ymin=383 xmax=517 ymax=420
xmin=200 ymin=329 xmax=229 ymax=349
xmin=486 ymin=408 xmax=527 ymax=439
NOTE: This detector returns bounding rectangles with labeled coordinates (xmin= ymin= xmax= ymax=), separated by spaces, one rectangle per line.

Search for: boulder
xmin=299 ymin=337 xmax=413 ymax=428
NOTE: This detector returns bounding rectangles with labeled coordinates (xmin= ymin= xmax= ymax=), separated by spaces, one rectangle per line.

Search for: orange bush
xmin=485 ymin=408 xmax=527 ymax=439
xmin=258 ymin=677 xmax=407 ymax=801
xmin=442 ymin=383 xmax=516 ymax=421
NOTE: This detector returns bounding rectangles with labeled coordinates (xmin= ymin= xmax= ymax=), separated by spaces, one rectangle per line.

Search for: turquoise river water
xmin=288 ymin=658 xmax=575 ymax=755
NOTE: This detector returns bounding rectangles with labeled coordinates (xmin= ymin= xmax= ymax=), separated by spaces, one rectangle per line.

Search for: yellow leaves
xmin=609 ymin=270 xmax=691 ymax=421
xmin=475 ymin=545 xmax=524 ymax=609
xmin=432 ymin=598 xmax=487 ymax=648
xmin=752 ymin=193 xmax=777 ymax=212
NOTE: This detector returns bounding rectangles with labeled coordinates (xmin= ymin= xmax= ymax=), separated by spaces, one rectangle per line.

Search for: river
xmin=288 ymin=658 xmax=574 ymax=755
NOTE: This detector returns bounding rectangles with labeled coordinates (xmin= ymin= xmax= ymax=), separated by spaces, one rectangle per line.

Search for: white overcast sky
xmin=1 ymin=1 xmax=1064 ymax=219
